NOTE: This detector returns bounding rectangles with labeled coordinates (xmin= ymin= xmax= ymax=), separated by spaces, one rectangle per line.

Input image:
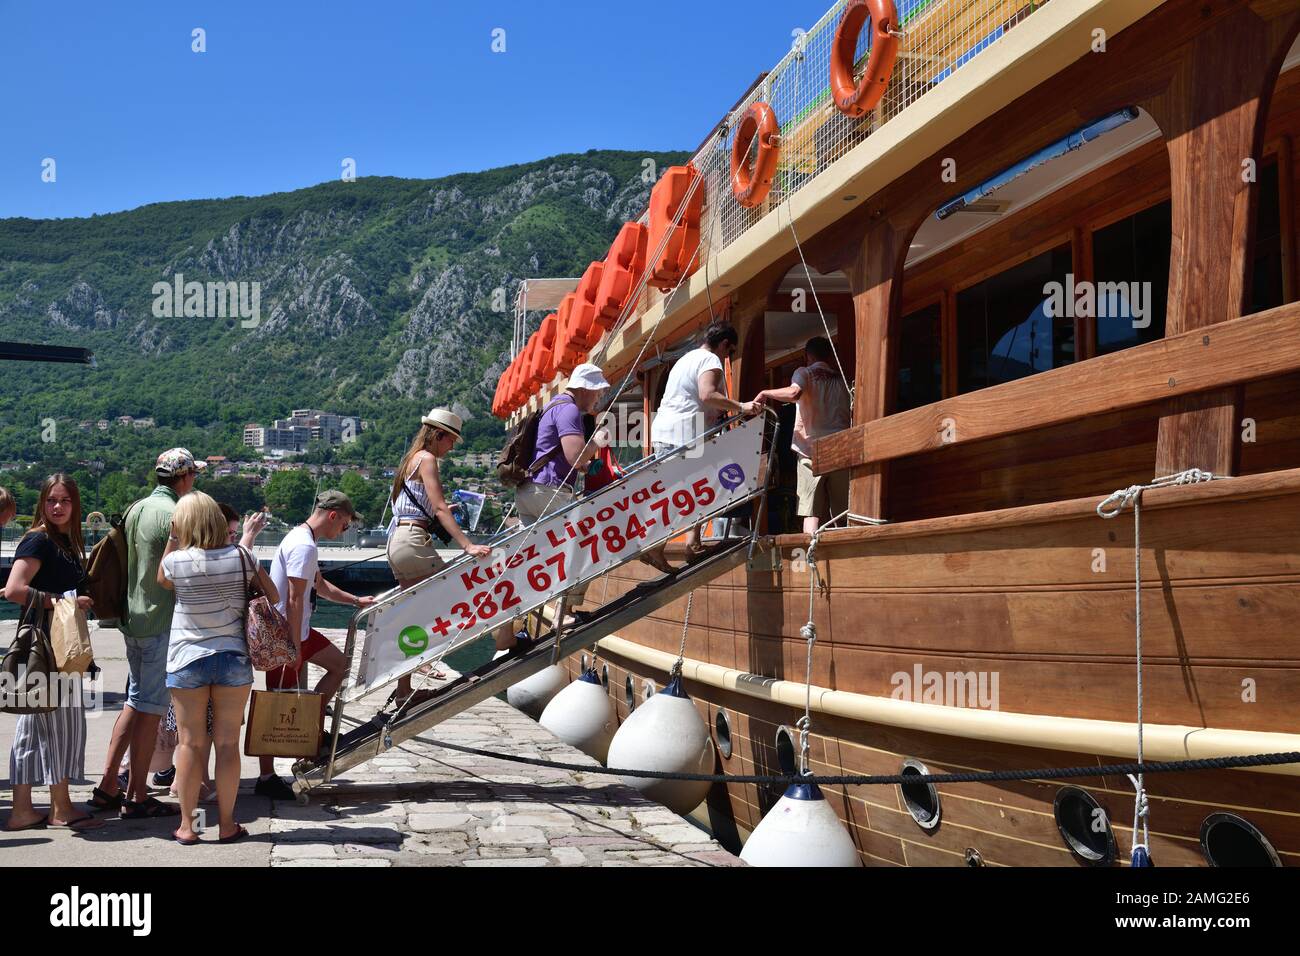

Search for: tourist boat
xmin=497 ymin=0 xmax=1300 ymax=866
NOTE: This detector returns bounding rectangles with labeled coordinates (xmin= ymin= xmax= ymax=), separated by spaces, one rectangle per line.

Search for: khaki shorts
xmin=386 ymin=523 xmax=447 ymax=583
xmin=796 ymin=456 xmax=848 ymax=521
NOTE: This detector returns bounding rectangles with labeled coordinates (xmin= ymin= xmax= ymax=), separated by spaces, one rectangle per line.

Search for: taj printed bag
xmin=236 ymin=547 xmax=296 ymax=671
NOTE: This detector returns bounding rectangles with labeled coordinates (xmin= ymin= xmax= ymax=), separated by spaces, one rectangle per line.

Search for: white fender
xmin=539 ymin=669 xmax=614 ymax=763
xmin=740 ymin=782 xmax=862 ymax=867
xmin=507 ymin=663 xmax=569 ymax=719
xmin=606 ymin=675 xmax=714 ymax=815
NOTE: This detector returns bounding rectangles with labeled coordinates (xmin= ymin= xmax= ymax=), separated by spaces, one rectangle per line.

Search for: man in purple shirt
xmin=494 ymin=363 xmax=609 ymax=652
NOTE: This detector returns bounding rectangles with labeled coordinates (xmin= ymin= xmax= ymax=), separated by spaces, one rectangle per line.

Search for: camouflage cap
xmin=155 ymin=447 xmax=207 ymax=477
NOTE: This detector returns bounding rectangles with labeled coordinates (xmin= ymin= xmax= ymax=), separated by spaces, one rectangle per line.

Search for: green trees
xmin=198 ymin=475 xmax=264 ymax=514
xmin=263 ymin=469 xmax=317 ymax=523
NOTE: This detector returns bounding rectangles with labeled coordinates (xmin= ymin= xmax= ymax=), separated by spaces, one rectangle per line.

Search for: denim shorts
xmin=126 ymin=631 xmax=171 ymax=716
xmin=166 ymin=650 xmax=254 ymax=690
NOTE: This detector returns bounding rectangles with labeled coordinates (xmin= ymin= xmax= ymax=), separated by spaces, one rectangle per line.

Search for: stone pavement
xmin=0 ymin=622 xmax=742 ymax=867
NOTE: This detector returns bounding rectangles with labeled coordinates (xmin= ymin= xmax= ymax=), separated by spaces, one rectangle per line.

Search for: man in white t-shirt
xmin=754 ymin=336 xmax=851 ymax=533
xmin=255 ymin=490 xmax=375 ymax=800
xmin=645 ymin=322 xmax=758 ymax=566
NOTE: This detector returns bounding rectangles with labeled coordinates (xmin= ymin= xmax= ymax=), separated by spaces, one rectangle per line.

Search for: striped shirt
xmin=160 ymin=545 xmax=250 ymax=671
xmin=388 ymin=458 xmax=436 ymax=530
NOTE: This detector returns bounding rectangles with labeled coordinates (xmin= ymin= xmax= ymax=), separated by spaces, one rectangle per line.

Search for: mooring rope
xmin=1097 ymin=467 xmax=1222 ymax=865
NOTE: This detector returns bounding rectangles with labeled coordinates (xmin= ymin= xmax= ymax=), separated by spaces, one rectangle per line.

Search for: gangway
xmin=291 ymin=538 xmax=762 ymax=798
xmin=290 ymin=414 xmax=771 ymax=801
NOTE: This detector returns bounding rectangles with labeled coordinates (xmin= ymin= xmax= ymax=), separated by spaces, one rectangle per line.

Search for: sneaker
xmin=253 ymin=775 xmax=297 ymax=801
xmin=152 ymin=765 xmax=176 ymax=787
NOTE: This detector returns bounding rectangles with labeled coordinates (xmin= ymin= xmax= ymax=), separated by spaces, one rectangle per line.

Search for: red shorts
xmin=266 ymin=628 xmax=333 ymax=690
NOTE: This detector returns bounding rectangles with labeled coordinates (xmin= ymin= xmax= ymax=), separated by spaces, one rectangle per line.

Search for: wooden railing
xmin=811 ymin=300 xmax=1300 ymax=474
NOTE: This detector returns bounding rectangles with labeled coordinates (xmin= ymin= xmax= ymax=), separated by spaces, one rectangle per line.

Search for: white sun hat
xmin=567 ymin=363 xmax=610 ymax=391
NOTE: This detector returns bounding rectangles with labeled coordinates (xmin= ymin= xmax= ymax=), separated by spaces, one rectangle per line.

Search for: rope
xmin=671 ymin=591 xmax=695 ymax=679
xmin=416 ymin=736 xmax=1300 ymax=787
xmin=1097 ymin=467 xmax=1222 ymax=865
xmin=781 ymin=201 xmax=853 ymax=408
xmin=795 ymin=510 xmax=851 ymax=775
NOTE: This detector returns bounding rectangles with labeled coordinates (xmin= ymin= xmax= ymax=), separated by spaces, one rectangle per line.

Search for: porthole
xmin=642 ymin=679 xmax=655 ymax=701
xmin=964 ymin=847 xmax=984 ymax=867
xmin=600 ymin=664 xmax=609 ymax=688
xmin=1053 ymin=787 xmax=1116 ymax=866
xmin=624 ymin=675 xmax=636 ymax=711
xmin=1200 ymin=812 xmax=1282 ymax=867
xmin=899 ymin=759 xmax=941 ymax=831
xmin=580 ymin=654 xmax=588 ymax=672
xmin=714 ymin=709 xmax=733 ymax=760
xmin=774 ymin=725 xmax=797 ymax=775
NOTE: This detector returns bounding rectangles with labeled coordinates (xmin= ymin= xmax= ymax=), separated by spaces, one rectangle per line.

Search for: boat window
xmin=899 ymin=759 xmax=941 ymax=831
xmin=956 ymin=244 xmax=1074 ymax=393
xmin=774 ymin=725 xmax=797 ymax=775
xmin=1251 ymin=158 xmax=1284 ymax=314
xmin=897 ymin=303 xmax=943 ymax=410
xmin=1200 ymin=812 xmax=1282 ymax=867
xmin=1052 ymin=786 xmax=1116 ymax=865
xmin=715 ymin=709 xmax=734 ymax=760
xmin=1091 ymin=201 xmax=1171 ymax=356
xmin=624 ymin=675 xmax=636 ymax=712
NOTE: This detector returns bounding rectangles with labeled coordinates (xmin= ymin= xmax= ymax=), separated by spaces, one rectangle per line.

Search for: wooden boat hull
xmin=566 ymin=469 xmax=1300 ymax=865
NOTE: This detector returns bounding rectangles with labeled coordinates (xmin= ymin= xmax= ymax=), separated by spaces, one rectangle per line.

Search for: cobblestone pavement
xmin=0 ymin=622 xmax=742 ymax=867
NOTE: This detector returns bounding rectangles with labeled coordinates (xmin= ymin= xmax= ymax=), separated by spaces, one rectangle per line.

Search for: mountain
xmin=0 ymin=149 xmax=688 ymax=468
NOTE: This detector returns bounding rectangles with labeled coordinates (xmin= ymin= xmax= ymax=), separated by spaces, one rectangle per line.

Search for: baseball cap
xmin=155 ymin=448 xmax=207 ymax=478
xmin=567 ymin=363 xmax=610 ymax=392
xmin=314 ymin=489 xmax=358 ymax=520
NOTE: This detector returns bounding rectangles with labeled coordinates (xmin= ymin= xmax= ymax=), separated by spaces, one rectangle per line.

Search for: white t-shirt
xmin=160 ymin=545 xmax=250 ymax=672
xmin=270 ymin=525 xmax=318 ymax=644
xmin=650 ymin=347 xmax=725 ymax=448
xmin=791 ymin=361 xmax=851 ymax=458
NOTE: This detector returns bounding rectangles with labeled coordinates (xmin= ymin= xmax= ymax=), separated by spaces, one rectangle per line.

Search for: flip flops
xmin=120 ymin=796 xmax=180 ymax=819
xmin=217 ymin=824 xmax=249 ymax=844
xmin=4 ymin=814 xmax=49 ymax=832
xmin=173 ymin=828 xmax=201 ymax=846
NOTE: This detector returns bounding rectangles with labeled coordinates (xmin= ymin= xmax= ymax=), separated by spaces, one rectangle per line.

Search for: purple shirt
xmin=532 ymin=394 xmax=584 ymax=488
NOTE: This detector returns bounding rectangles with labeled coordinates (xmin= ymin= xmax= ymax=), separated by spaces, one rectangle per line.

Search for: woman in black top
xmin=2 ymin=474 xmax=103 ymax=832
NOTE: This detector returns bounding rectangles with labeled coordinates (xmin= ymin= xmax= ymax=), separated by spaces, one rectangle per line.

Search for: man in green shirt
xmin=87 ymin=448 xmax=205 ymax=819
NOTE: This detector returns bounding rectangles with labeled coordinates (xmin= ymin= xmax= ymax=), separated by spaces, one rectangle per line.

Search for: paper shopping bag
xmin=50 ymin=597 xmax=94 ymax=674
xmin=243 ymin=689 xmax=325 ymax=758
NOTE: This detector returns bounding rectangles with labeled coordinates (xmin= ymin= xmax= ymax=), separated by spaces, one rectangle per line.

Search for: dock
xmin=0 ymin=623 xmax=741 ymax=867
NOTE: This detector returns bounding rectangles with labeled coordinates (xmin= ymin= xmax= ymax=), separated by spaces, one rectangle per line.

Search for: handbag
xmin=0 ymin=592 xmax=61 ymax=715
xmin=584 ymin=445 xmax=625 ymax=494
xmin=235 ymin=547 xmax=296 ymax=672
xmin=50 ymin=596 xmax=94 ymax=674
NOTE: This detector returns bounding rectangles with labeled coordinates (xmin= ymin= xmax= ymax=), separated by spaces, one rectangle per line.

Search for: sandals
xmin=120 ymin=796 xmax=180 ymax=819
xmin=51 ymin=814 xmax=105 ymax=832
xmin=4 ymin=814 xmax=49 ymax=832
xmin=218 ymin=824 xmax=249 ymax=844
xmin=173 ymin=827 xmax=201 ymax=846
xmin=638 ymin=552 xmax=677 ymax=575
xmin=86 ymin=786 xmax=123 ymax=812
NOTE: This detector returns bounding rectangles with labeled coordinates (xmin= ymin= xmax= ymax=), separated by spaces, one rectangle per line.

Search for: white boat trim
xmin=595 ymin=635 xmax=1300 ymax=777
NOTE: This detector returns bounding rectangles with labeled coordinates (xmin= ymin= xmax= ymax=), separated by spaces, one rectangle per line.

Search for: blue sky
xmin=0 ymin=0 xmax=836 ymax=219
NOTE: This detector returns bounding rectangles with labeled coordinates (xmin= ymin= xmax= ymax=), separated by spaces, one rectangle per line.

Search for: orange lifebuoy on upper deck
xmin=731 ymin=102 xmax=781 ymax=209
xmin=830 ymin=0 xmax=900 ymax=118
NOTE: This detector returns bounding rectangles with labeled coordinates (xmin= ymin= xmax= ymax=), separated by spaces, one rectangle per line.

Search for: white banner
xmin=350 ymin=415 xmax=765 ymax=698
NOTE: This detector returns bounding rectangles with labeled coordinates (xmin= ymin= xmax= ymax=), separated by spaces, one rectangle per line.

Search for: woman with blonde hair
xmin=157 ymin=490 xmax=277 ymax=844
xmin=3 ymin=474 xmax=102 ymax=832
xmin=385 ymin=409 xmax=491 ymax=699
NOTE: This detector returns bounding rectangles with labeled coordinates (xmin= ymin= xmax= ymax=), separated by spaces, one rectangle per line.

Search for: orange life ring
xmin=830 ymin=0 xmax=900 ymax=118
xmin=731 ymin=102 xmax=781 ymax=208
